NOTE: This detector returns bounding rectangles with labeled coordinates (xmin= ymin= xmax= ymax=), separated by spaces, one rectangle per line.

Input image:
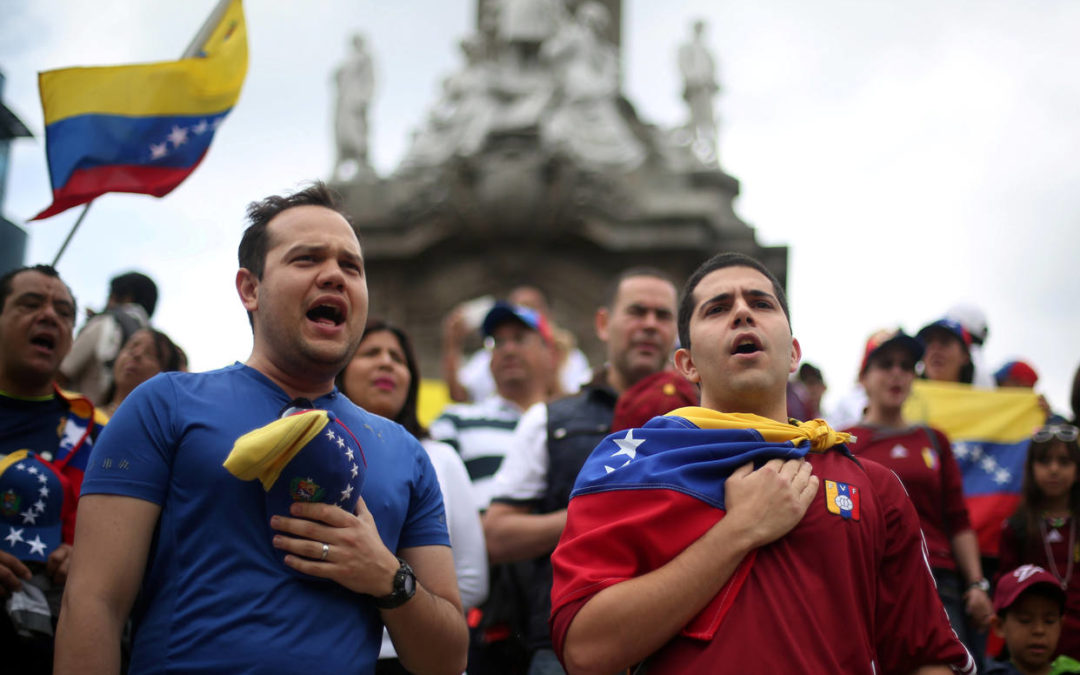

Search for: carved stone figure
xmin=333 ymin=33 xmax=375 ymax=181
xmin=540 ymin=1 xmax=644 ymax=171
xmin=678 ymin=19 xmax=720 ymax=164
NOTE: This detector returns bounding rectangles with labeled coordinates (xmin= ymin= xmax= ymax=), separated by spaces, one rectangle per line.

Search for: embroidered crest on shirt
xmin=921 ymin=447 xmax=938 ymax=470
xmin=890 ymin=444 xmax=907 ymax=458
xmin=825 ymin=479 xmax=860 ymax=520
xmin=1047 ymin=528 xmax=1065 ymax=544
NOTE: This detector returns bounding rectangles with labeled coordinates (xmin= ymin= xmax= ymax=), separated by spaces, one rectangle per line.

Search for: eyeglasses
xmin=1033 ymin=425 xmax=1080 ymax=443
xmin=871 ymin=358 xmax=916 ymax=373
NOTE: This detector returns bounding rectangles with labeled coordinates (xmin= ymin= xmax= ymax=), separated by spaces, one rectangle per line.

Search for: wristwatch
xmin=374 ymin=557 xmax=417 ymax=609
xmin=967 ymin=578 xmax=990 ymax=593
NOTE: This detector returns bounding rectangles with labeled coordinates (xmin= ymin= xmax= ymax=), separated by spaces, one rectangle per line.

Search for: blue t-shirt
xmin=81 ymin=364 xmax=449 ymax=674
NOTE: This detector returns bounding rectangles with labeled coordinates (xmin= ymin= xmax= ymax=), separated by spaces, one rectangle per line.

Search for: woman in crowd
xmin=844 ymin=329 xmax=993 ymax=667
xmin=99 ymin=328 xmax=183 ymax=419
xmin=337 ymin=318 xmax=488 ymax=675
xmin=998 ymin=423 xmax=1080 ymax=660
xmin=917 ymin=317 xmax=974 ymax=383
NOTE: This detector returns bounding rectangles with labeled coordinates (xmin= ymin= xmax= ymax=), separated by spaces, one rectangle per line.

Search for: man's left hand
xmin=964 ymin=586 xmax=994 ymax=630
xmin=270 ymin=496 xmax=400 ymax=596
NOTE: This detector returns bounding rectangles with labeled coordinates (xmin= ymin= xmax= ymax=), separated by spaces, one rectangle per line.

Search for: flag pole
xmin=51 ymin=202 xmax=92 ymax=267
xmin=50 ymin=0 xmax=233 ymax=266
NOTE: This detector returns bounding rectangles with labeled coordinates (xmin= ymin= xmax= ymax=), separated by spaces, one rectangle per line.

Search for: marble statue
xmin=678 ymin=19 xmax=720 ymax=164
xmin=333 ymin=33 xmax=375 ymax=180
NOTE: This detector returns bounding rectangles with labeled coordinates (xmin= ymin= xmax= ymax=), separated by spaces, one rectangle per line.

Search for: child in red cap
xmin=988 ymin=564 xmax=1080 ymax=674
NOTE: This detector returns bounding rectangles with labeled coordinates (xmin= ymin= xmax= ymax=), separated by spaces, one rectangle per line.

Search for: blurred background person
xmin=917 ymin=317 xmax=975 ymax=384
xmin=58 ymin=271 xmax=158 ymax=404
xmin=787 ymin=361 xmax=826 ymax=421
xmin=844 ymin=328 xmax=992 ymax=669
xmin=338 ymin=318 xmax=488 ymax=675
xmin=98 ymin=328 xmax=183 ymax=419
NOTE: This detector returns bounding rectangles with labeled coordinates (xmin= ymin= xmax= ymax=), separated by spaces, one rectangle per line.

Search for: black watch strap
xmin=374 ymin=557 xmax=416 ymax=609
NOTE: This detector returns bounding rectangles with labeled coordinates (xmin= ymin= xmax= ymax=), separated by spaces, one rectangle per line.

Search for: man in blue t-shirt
xmin=53 ymin=183 xmax=469 ymax=675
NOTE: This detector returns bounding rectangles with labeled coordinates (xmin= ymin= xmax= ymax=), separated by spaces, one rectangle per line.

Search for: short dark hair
xmin=798 ymin=362 xmax=823 ymax=386
xmin=677 ymin=252 xmax=790 ymax=351
xmin=109 ymin=271 xmax=158 ymax=317
xmin=237 ymin=182 xmax=352 ymax=327
xmin=336 ymin=318 xmax=427 ymax=439
xmin=238 ymin=181 xmax=350 ymax=281
xmin=0 ymin=264 xmax=76 ymax=318
xmin=601 ymin=266 xmax=676 ymax=310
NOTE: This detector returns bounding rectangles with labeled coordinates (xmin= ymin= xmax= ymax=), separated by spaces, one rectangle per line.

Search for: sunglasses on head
xmin=1033 ymin=425 xmax=1080 ymax=443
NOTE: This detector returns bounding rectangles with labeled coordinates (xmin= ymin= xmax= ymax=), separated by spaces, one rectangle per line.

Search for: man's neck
xmin=498 ymin=385 xmax=546 ymax=411
xmin=860 ymin=406 xmax=905 ymax=429
xmin=244 ymin=354 xmax=336 ymax=402
xmin=703 ymin=391 xmax=788 ymax=424
xmin=0 ymin=372 xmax=55 ymax=399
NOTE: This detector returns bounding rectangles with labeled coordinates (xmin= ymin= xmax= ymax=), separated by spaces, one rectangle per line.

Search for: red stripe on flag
xmin=32 ymin=154 xmax=207 ymax=220
xmin=966 ymin=493 xmax=1021 ymax=556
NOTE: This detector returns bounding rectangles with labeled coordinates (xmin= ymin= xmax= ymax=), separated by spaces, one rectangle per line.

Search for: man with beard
xmin=54 ymin=183 xmax=467 ymax=675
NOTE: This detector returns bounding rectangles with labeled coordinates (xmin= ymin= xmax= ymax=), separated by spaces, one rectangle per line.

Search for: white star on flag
xmin=27 ymin=466 xmax=39 ymax=475
xmin=336 ymin=436 xmax=345 ymax=449
xmin=33 ymin=499 xmax=46 ymax=513
xmin=21 ymin=509 xmax=38 ymax=525
xmin=994 ymin=468 xmax=1012 ymax=485
xmin=192 ymin=119 xmax=209 ymax=134
xmin=350 ymin=463 xmax=359 ymax=478
xmin=15 ymin=463 xmax=26 ymax=471
xmin=39 ymin=486 xmax=49 ymax=498
xmin=325 ymin=429 xmax=336 ymax=442
xmin=604 ymin=429 xmax=645 ymax=473
xmin=340 ymin=484 xmax=354 ymax=502
xmin=150 ymin=142 xmax=168 ymax=159
xmin=167 ymin=125 xmax=189 ymax=147
xmin=37 ymin=473 xmax=47 ymax=484
xmin=27 ymin=535 xmax=47 ymax=556
xmin=345 ymin=448 xmax=354 ymax=461
xmin=4 ymin=527 xmax=23 ymax=546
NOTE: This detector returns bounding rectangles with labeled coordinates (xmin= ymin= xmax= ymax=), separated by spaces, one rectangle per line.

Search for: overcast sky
xmin=2 ymin=0 xmax=1078 ymax=416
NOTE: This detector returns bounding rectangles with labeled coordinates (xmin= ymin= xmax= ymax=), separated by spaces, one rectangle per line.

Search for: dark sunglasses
xmin=871 ymin=358 xmax=916 ymax=373
xmin=1033 ymin=425 xmax=1080 ymax=443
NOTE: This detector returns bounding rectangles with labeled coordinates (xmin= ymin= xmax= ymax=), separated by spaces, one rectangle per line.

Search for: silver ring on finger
xmin=320 ymin=542 xmax=330 ymax=562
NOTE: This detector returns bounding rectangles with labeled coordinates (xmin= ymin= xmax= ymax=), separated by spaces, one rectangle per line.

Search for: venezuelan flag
xmin=32 ymin=0 xmax=247 ymax=220
xmin=904 ymin=380 xmax=1044 ymax=555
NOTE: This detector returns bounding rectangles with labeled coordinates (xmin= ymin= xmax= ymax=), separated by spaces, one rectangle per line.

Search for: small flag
xmin=32 ymin=0 xmax=248 ymax=220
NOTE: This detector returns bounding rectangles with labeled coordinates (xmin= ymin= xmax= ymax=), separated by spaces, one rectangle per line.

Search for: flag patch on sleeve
xmin=825 ymin=479 xmax=860 ymax=520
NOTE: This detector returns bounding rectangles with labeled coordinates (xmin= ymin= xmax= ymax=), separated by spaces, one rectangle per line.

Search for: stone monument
xmin=330 ymin=1 xmax=787 ymax=376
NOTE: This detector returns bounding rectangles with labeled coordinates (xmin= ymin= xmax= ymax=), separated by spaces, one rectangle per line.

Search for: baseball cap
xmin=994 ymin=360 xmax=1039 ymax=388
xmin=994 ymin=564 xmax=1065 ymax=613
xmin=859 ymin=329 xmax=924 ymax=375
xmin=612 ymin=370 xmax=699 ymax=432
xmin=224 ymin=409 xmax=367 ymax=518
xmin=916 ymin=318 xmax=972 ymax=351
xmin=945 ymin=303 xmax=989 ymax=346
xmin=0 ymin=450 xmax=64 ymax=563
xmin=482 ymin=302 xmax=554 ymax=345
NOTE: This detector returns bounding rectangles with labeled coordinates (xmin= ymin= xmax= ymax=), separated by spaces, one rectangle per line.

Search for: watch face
xmin=402 ymin=570 xmax=416 ymax=596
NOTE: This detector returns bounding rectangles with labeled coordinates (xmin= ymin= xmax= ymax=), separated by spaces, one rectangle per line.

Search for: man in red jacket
xmin=550 ymin=252 xmax=976 ymax=675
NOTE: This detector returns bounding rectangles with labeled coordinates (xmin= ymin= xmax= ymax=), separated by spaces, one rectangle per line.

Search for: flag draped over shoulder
xmin=32 ymin=0 xmax=248 ymax=220
xmin=904 ymin=380 xmax=1043 ymax=555
xmin=550 ymin=409 xmax=848 ymax=643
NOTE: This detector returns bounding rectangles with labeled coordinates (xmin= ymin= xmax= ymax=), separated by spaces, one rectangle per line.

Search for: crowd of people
xmin=1 ymin=181 xmax=1078 ymax=674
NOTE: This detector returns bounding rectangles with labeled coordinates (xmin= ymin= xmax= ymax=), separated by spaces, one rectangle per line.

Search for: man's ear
xmin=236 ymin=268 xmax=259 ymax=313
xmin=595 ymin=306 xmax=610 ymax=342
xmin=789 ymin=336 xmax=802 ymax=376
xmin=674 ymin=347 xmax=700 ymax=385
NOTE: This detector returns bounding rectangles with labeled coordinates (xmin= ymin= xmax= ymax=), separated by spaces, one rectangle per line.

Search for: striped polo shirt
xmin=430 ymin=395 xmax=524 ymax=509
